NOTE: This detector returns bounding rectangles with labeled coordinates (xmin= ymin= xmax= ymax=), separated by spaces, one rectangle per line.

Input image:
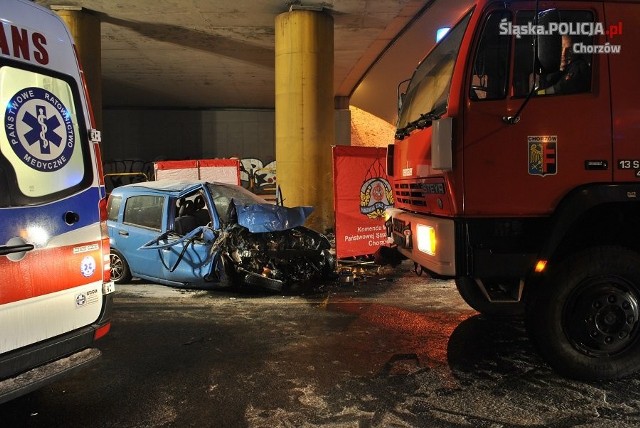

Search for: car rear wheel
xmin=110 ymin=249 xmax=132 ymax=284
xmin=526 ymin=246 xmax=640 ymax=380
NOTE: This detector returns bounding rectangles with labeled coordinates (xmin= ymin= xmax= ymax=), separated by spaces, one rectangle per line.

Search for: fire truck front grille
xmin=395 ymin=183 xmax=427 ymax=207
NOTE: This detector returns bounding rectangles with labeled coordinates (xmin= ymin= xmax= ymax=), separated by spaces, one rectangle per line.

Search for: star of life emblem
xmin=4 ymin=87 xmax=75 ymax=172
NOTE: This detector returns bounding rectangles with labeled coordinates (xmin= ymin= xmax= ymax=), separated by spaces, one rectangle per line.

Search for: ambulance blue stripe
xmin=0 ymin=186 xmax=101 ymax=243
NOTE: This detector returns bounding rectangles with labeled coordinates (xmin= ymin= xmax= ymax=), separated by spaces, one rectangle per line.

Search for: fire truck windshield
xmin=397 ymin=11 xmax=472 ymax=130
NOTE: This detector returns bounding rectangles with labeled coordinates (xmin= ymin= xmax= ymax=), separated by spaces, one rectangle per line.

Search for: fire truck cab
xmin=386 ymin=0 xmax=640 ymax=380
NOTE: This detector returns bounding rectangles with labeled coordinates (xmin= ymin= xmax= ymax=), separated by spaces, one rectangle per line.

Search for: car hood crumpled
xmin=235 ymin=202 xmax=314 ymax=233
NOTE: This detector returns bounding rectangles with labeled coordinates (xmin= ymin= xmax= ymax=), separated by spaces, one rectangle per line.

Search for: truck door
xmin=463 ymin=6 xmax=611 ymax=217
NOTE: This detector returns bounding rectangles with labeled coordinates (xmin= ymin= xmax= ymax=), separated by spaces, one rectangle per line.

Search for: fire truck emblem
xmin=528 ymin=136 xmax=557 ymax=176
xmin=4 ymin=87 xmax=75 ymax=172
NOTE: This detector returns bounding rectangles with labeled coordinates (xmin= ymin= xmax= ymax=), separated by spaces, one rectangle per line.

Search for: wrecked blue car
xmin=107 ymin=180 xmax=335 ymax=291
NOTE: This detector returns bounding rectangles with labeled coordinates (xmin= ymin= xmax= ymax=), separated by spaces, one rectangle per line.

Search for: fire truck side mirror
xmin=396 ymin=78 xmax=411 ymax=113
xmin=536 ymin=9 xmax=562 ymax=74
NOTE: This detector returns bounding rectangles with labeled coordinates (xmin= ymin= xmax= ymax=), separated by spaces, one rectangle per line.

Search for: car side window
xmin=469 ymin=10 xmax=511 ymax=101
xmin=513 ymin=10 xmax=594 ymax=97
xmin=123 ymin=195 xmax=164 ymax=230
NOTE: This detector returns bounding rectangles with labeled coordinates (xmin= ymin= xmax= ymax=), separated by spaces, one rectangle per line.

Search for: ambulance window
xmin=470 ymin=10 xmax=511 ymax=101
xmin=0 ymin=65 xmax=91 ymax=203
xmin=123 ymin=195 xmax=164 ymax=230
xmin=513 ymin=10 xmax=594 ymax=97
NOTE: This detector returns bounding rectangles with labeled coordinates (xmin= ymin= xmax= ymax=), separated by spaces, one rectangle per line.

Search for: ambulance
xmin=0 ymin=0 xmax=114 ymax=402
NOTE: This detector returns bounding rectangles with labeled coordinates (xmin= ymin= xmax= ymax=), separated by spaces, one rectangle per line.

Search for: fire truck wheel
xmin=526 ymin=246 xmax=640 ymax=380
xmin=110 ymin=249 xmax=132 ymax=284
xmin=455 ymin=277 xmax=524 ymax=317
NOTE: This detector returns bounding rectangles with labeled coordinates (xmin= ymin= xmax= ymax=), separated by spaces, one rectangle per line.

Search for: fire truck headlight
xmin=416 ymin=224 xmax=436 ymax=256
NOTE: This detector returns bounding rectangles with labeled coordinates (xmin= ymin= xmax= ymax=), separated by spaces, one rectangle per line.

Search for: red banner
xmin=333 ymin=146 xmax=394 ymax=259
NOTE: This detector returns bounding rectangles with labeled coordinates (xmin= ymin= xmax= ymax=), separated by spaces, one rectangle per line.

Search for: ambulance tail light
xmin=99 ymin=197 xmax=111 ymax=282
xmin=94 ymin=322 xmax=111 ymax=341
xmin=417 ymin=224 xmax=437 ymax=256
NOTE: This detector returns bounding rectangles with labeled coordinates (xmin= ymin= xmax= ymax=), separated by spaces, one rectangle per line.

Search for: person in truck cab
xmin=538 ymin=34 xmax=591 ymax=95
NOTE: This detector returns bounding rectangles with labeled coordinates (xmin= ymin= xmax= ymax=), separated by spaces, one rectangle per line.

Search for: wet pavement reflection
xmin=2 ymin=262 xmax=640 ymax=427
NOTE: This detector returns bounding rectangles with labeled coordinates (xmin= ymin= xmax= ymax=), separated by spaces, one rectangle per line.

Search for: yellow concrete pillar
xmin=275 ymin=9 xmax=334 ymax=233
xmin=51 ymin=6 xmax=102 ymax=130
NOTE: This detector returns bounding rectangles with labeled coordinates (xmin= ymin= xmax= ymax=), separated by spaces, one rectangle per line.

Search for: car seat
xmin=174 ymin=197 xmax=198 ymax=235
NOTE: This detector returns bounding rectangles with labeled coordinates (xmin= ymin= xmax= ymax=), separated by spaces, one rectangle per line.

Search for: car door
xmin=113 ymin=193 xmax=167 ymax=281
xmin=158 ymin=187 xmax=221 ymax=285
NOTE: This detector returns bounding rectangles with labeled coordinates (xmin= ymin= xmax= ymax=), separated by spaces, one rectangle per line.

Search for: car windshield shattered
xmin=207 ymin=182 xmax=263 ymax=206
xmin=107 ymin=180 xmax=335 ymax=292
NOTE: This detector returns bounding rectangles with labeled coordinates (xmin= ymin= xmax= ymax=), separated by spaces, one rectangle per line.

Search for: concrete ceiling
xmin=34 ymin=0 xmax=473 ymax=123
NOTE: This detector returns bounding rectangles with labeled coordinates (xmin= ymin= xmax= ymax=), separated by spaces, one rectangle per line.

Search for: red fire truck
xmin=385 ymin=0 xmax=639 ymax=380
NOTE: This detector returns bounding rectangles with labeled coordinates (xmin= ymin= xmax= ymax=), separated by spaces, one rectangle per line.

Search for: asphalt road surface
xmin=2 ymin=262 xmax=640 ymax=427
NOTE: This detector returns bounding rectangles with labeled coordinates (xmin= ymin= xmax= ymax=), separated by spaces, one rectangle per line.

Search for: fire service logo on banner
xmin=360 ymin=158 xmax=394 ymax=219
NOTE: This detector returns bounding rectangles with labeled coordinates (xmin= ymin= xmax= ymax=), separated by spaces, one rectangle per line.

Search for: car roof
xmin=110 ymin=179 xmax=207 ymax=196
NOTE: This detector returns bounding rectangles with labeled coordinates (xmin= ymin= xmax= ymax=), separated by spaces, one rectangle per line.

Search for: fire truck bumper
xmin=385 ymin=208 xmax=456 ymax=276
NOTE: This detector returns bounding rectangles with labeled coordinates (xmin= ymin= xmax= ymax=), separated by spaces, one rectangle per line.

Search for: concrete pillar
xmin=51 ymin=6 xmax=102 ymax=130
xmin=275 ymin=9 xmax=334 ymax=233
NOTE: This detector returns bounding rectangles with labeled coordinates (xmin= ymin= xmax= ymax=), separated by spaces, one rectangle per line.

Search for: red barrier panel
xmin=333 ymin=146 xmax=394 ymax=259
xmin=154 ymin=159 xmax=240 ymax=184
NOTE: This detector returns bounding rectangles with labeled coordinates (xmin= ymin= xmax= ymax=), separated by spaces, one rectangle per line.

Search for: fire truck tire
xmin=526 ymin=246 xmax=640 ymax=380
xmin=110 ymin=249 xmax=132 ymax=284
xmin=455 ymin=277 xmax=524 ymax=317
